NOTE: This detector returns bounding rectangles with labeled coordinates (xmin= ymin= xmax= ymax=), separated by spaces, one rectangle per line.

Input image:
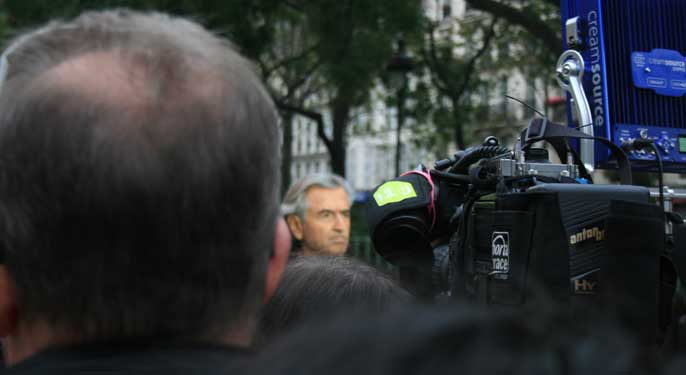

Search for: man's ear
xmin=264 ymin=218 xmax=291 ymax=303
xmin=0 ymin=266 xmax=17 ymax=337
xmin=285 ymin=214 xmax=304 ymax=241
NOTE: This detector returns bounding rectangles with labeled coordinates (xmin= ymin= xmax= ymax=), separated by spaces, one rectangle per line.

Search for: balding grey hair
xmin=0 ymin=9 xmax=280 ymax=341
xmin=282 ymin=173 xmax=354 ymax=220
xmin=0 ymin=10 xmax=263 ymax=99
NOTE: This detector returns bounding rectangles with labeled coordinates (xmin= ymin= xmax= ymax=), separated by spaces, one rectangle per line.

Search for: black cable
xmin=449 ymin=146 xmax=511 ymax=174
xmin=430 ymin=169 xmax=471 ymax=185
xmin=624 ymin=139 xmax=664 ymax=208
xmin=646 ymin=143 xmax=665 ymax=209
xmin=504 ymin=95 xmax=545 ymax=118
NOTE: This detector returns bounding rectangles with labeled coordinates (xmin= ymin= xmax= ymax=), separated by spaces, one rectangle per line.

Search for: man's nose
xmin=332 ymin=213 xmax=348 ymax=231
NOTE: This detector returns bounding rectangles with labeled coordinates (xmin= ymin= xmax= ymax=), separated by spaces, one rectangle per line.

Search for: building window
xmin=305 ymin=135 xmax=310 ymax=155
xmin=442 ymin=0 xmax=452 ymax=19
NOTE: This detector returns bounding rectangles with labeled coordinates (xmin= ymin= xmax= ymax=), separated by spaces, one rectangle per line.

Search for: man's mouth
xmin=330 ymin=237 xmax=348 ymax=244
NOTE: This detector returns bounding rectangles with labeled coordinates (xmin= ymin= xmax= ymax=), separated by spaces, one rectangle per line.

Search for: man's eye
xmin=320 ymin=211 xmax=332 ymax=219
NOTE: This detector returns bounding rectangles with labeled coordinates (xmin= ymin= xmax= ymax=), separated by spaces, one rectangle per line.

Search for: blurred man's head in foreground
xmin=0 ymin=9 xmax=289 ymax=365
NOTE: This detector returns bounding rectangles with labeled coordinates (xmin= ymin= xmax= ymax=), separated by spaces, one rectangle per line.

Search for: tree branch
xmin=299 ymin=79 xmax=326 ymax=101
xmin=282 ymin=1 xmax=306 ymax=12
xmin=256 ymin=58 xmax=273 ymax=82
xmin=421 ymin=21 xmax=452 ymax=96
xmin=423 ymin=18 xmax=497 ymax=101
xmin=455 ymin=18 xmax=497 ymax=97
xmin=542 ymin=0 xmax=561 ymax=9
xmin=464 ymin=0 xmax=562 ymax=55
xmin=263 ymin=43 xmax=320 ymax=78
xmin=280 ymin=58 xmax=323 ymax=103
xmin=332 ymin=0 xmax=355 ymax=64
xmin=276 ymin=102 xmax=334 ymax=156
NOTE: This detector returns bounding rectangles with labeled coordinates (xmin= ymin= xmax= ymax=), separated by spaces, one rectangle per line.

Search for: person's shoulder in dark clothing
xmin=3 ymin=341 xmax=254 ymax=375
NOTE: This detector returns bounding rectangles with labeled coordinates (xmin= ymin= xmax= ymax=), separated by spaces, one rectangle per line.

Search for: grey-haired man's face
xmin=287 ymin=186 xmax=351 ymax=256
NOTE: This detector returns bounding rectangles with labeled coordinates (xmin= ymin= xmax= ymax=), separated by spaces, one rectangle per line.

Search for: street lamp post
xmin=386 ymin=38 xmax=414 ymax=177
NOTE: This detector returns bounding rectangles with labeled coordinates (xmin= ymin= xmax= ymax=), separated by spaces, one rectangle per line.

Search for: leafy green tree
xmin=399 ymin=0 xmax=562 ymax=157
xmin=285 ymin=0 xmax=422 ymax=176
xmin=465 ymin=0 xmax=561 ymax=56
xmin=420 ymin=16 xmax=498 ymax=150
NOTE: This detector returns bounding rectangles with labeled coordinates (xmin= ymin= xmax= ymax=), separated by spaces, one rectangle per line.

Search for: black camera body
xmin=368 ymin=118 xmax=686 ymax=345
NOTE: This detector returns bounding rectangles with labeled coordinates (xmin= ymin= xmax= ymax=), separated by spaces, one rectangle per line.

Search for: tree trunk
xmin=452 ymin=98 xmax=465 ymax=150
xmin=280 ymin=112 xmax=293 ymax=196
xmin=330 ymin=94 xmax=351 ymax=177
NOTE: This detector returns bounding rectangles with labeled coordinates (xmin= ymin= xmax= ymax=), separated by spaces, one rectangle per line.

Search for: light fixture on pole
xmin=385 ymin=38 xmax=414 ymax=177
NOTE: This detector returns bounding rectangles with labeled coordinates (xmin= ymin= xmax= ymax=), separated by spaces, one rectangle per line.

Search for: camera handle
xmin=556 ymin=50 xmax=595 ymax=176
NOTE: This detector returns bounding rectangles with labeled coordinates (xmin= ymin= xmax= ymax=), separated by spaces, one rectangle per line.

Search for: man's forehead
xmin=305 ymin=186 xmax=350 ymax=208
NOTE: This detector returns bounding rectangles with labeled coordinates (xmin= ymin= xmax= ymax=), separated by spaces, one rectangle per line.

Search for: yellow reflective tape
xmin=373 ymin=181 xmax=417 ymax=206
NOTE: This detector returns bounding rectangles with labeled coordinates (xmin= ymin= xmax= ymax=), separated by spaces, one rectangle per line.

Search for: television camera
xmin=368 ymin=47 xmax=686 ymax=348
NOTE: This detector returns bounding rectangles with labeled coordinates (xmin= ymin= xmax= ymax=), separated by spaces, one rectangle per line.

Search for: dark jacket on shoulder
xmin=3 ymin=340 xmax=253 ymax=375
